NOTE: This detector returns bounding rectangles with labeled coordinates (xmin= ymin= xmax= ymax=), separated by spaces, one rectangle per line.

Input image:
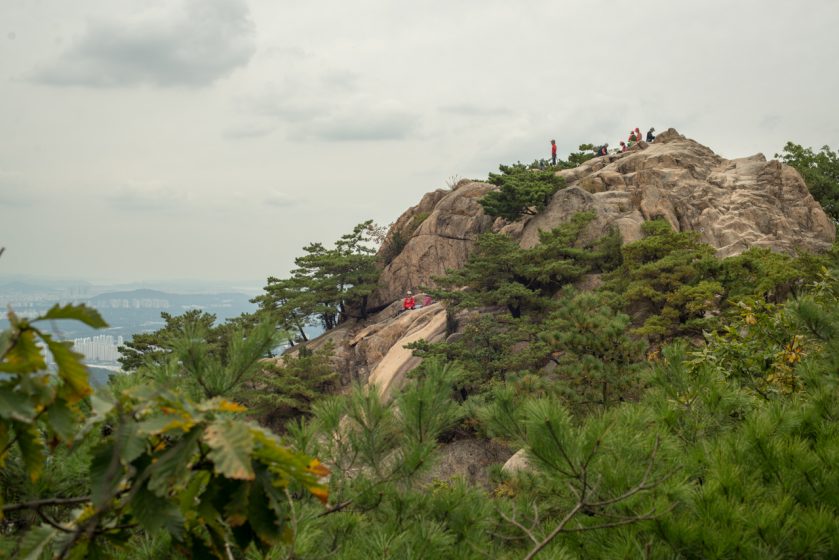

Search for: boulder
xmin=501 ymin=449 xmax=531 ymax=474
xmin=420 ymin=438 xmax=515 ymax=488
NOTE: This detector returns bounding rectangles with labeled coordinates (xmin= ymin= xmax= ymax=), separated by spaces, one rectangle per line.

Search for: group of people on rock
xmin=618 ymin=127 xmax=654 ymax=153
xmin=402 ymin=290 xmax=433 ymax=312
xmin=559 ymin=127 xmax=657 ymax=161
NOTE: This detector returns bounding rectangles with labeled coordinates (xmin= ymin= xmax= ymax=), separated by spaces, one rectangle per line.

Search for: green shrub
xmin=480 ymin=163 xmax=565 ymax=220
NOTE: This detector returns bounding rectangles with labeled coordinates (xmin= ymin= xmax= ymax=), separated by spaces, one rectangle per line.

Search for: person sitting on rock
xmin=619 ymin=141 xmax=628 ymax=153
xmin=422 ymin=294 xmax=433 ymax=307
xmin=627 ymin=129 xmax=639 ymax=147
xmin=594 ymin=143 xmax=609 ymax=157
xmin=646 ymin=127 xmax=656 ymax=142
xmin=403 ymin=291 xmax=416 ymax=311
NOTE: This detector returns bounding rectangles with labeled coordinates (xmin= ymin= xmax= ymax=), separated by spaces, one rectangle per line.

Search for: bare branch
xmin=34 ymin=508 xmax=74 ymax=533
xmin=563 ymin=505 xmax=676 ymax=533
xmin=586 ymin=436 xmax=663 ymax=509
xmin=497 ymin=508 xmax=539 ymax=545
xmin=2 ymin=496 xmax=91 ymax=513
xmin=522 ymin=502 xmax=583 ymax=560
xmin=317 ymin=500 xmax=353 ymax=518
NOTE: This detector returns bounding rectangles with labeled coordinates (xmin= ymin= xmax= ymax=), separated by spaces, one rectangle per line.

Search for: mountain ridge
xmin=291 ymin=128 xmax=835 ymax=402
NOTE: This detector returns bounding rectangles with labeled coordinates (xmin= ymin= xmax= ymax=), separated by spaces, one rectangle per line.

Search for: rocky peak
xmin=371 ymin=129 xmax=834 ymax=312
xmin=512 ymin=128 xmax=834 ymax=256
xmin=307 ymin=129 xmax=834 ymax=400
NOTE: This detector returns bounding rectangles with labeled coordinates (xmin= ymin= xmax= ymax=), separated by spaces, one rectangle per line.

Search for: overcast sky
xmin=1 ymin=0 xmax=837 ymax=287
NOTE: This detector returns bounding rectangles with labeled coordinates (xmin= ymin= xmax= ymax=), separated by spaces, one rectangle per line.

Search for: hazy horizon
xmin=2 ymin=0 xmax=838 ymax=283
xmin=0 ymin=271 xmax=264 ymax=295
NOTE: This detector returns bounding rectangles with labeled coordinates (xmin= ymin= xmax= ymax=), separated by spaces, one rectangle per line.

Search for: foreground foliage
xmin=0 ymin=306 xmax=328 ymax=559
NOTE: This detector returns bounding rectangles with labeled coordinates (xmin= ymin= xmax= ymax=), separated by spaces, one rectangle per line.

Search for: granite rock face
xmin=515 ymin=129 xmax=835 ymax=256
xmin=369 ymin=181 xmax=495 ymax=308
xmin=371 ymin=130 xmax=833 ymax=313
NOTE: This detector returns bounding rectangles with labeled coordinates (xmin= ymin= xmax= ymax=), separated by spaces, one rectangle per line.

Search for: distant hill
xmin=0 ymin=281 xmax=54 ymax=294
xmin=87 ymin=289 xmax=253 ymax=310
xmin=88 ymin=288 xmax=171 ymax=300
xmin=0 ymin=288 xmax=258 ymax=343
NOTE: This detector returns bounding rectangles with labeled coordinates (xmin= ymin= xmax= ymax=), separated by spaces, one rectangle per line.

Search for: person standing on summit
xmin=550 ymin=139 xmax=557 ymax=166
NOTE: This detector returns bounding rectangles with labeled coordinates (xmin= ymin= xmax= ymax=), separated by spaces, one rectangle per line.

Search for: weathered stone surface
xmin=516 ymin=128 xmax=835 ymax=256
xmin=420 ymin=439 xmax=515 ymax=488
xmin=501 ymin=448 xmax=531 ymax=474
xmin=360 ymin=304 xmax=448 ymax=399
xmin=369 ymin=182 xmax=495 ymax=308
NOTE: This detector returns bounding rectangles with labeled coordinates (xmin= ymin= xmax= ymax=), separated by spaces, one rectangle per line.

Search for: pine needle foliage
xmin=430 ymin=212 xmax=620 ymax=319
xmin=607 ymin=219 xmax=723 ymax=339
xmin=239 ymin=344 xmax=338 ymax=431
xmin=480 ymin=163 xmax=565 ymax=221
xmin=776 ymin=141 xmax=839 ymax=221
xmin=540 ymin=290 xmax=647 ymax=413
xmin=254 ymin=221 xmax=381 ymax=335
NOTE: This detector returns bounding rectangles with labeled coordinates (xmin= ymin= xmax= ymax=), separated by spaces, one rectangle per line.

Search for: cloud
xmin=304 ymin=104 xmax=419 ymax=141
xmin=263 ymin=190 xmax=299 ymax=208
xmin=222 ymin=124 xmax=276 ymax=140
xmin=106 ymin=184 xmax=189 ymax=212
xmin=439 ymin=104 xmax=513 ymax=117
xmin=241 ymin=92 xmax=418 ymax=142
xmin=759 ymin=114 xmax=783 ymax=131
xmin=33 ymin=0 xmax=255 ymax=88
xmin=232 ymin=58 xmax=418 ymax=142
xmin=0 ymin=171 xmax=35 ymax=207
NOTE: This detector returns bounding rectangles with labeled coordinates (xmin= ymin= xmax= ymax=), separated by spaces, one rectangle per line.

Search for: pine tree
xmin=541 ymin=290 xmax=647 ymax=412
xmin=480 ymin=163 xmax=565 ymax=221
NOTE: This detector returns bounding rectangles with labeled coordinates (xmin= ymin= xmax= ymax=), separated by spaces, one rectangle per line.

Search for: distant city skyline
xmin=2 ymin=1 xmax=837 ymax=282
xmin=72 ymin=334 xmax=124 ymax=364
xmin=0 ymin=273 xmax=264 ymax=295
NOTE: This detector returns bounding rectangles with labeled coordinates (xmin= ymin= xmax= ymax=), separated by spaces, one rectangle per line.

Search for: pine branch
xmin=497 ymin=508 xmax=539 ymax=545
xmin=509 ymin=435 xmax=667 ymax=560
xmin=2 ymin=495 xmax=91 ymax=513
xmin=316 ymin=500 xmax=353 ymax=518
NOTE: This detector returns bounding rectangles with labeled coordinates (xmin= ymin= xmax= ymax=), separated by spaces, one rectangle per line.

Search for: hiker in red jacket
xmin=619 ymin=141 xmax=628 ymax=152
xmin=550 ymin=139 xmax=557 ymax=165
xmin=403 ymin=291 xmax=416 ymax=311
